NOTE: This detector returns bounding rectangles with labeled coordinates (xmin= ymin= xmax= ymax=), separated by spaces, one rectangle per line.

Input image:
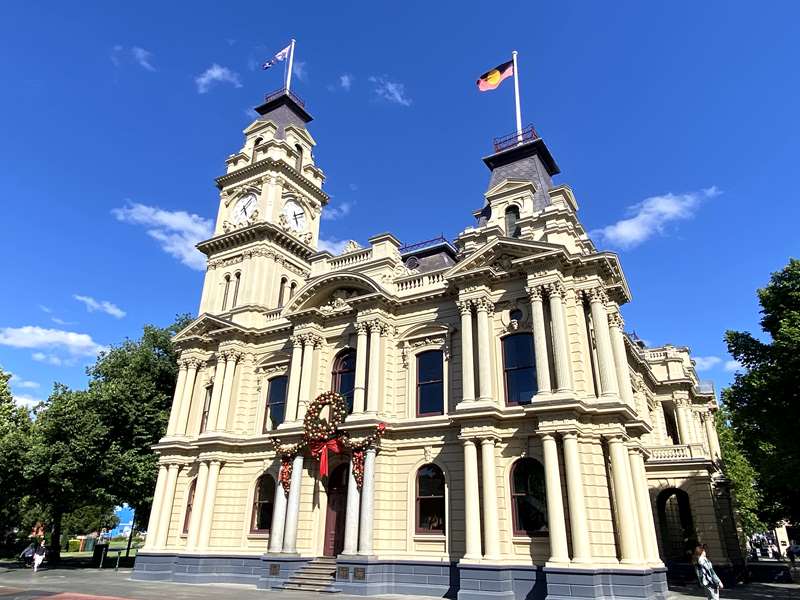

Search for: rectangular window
xmin=264 ymin=376 xmax=288 ymax=432
xmin=503 ymin=334 xmax=538 ymax=405
xmin=417 ymin=350 xmax=444 ymax=416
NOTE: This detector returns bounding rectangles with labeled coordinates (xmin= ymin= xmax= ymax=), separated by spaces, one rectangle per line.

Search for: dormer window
xmin=505 ymin=205 xmax=521 ymax=238
xmin=294 ymin=144 xmax=303 ymax=172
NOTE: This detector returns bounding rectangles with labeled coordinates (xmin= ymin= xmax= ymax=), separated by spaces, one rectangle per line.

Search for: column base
xmin=336 ymin=556 xmax=457 ymax=597
xmin=543 ymin=565 xmax=668 ymax=600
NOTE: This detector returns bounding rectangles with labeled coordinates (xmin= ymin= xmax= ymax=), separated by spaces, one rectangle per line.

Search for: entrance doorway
xmin=657 ymin=487 xmax=695 ymax=562
xmin=323 ymin=463 xmax=348 ymax=557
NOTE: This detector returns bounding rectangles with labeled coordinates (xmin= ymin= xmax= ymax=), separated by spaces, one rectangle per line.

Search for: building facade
xmin=133 ymin=91 xmax=741 ymax=600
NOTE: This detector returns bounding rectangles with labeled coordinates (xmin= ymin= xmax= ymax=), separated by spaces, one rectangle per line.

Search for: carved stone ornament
xmin=400 ymin=336 xmax=448 ymax=369
xmin=344 ymin=240 xmax=362 ymax=253
xmin=319 ymin=288 xmax=358 ymax=315
xmin=490 ymin=254 xmax=514 ymax=274
xmin=423 ymin=446 xmax=433 ymax=463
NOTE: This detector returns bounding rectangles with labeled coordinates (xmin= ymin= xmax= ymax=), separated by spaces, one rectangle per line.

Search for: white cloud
xmin=38 ymin=305 xmax=52 ymax=314
xmin=339 ymin=73 xmax=353 ymax=91
xmin=318 ymin=238 xmax=348 ymax=255
xmin=348 ymin=183 xmax=358 ymax=192
xmin=111 ymin=202 xmax=213 ymax=270
xmin=32 ymin=352 xmax=65 ymax=366
xmin=9 ymin=373 xmax=40 ymax=389
xmin=0 ymin=326 xmax=107 ymax=358
xmin=111 ymin=45 xmax=156 ymax=71
xmin=725 ymin=359 xmax=743 ymax=372
xmin=13 ymin=393 xmax=43 ymax=410
xmin=592 ymin=186 xmax=720 ymax=249
xmin=51 ymin=317 xmax=75 ymax=326
xmin=292 ymin=60 xmax=308 ymax=82
xmin=73 ymin=295 xmax=126 ymax=319
xmin=195 ymin=64 xmax=242 ymax=94
xmin=131 ymin=46 xmax=156 ymax=71
xmin=693 ymin=356 xmax=722 ymax=371
xmin=323 ymin=200 xmax=353 ymax=221
xmin=369 ymin=75 xmax=412 ymax=106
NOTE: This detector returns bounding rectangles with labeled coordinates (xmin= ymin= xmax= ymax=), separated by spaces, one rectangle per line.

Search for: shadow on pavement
xmin=670 ymin=582 xmax=800 ymax=599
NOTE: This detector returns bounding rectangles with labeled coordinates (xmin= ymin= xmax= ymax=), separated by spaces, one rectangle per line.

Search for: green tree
xmin=62 ymin=505 xmax=119 ymax=537
xmin=84 ymin=315 xmax=192 ymax=533
xmin=715 ymin=403 xmax=764 ymax=536
xmin=724 ymin=258 xmax=800 ymax=524
xmin=0 ymin=367 xmax=33 ymax=542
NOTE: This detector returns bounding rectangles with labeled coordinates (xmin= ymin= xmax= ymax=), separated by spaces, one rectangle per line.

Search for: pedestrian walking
xmin=694 ymin=545 xmax=723 ymax=599
xmin=32 ymin=540 xmax=46 ymax=573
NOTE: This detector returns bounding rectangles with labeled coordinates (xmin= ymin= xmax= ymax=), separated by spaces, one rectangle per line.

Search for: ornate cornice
xmin=215 ymin=156 xmax=329 ymax=205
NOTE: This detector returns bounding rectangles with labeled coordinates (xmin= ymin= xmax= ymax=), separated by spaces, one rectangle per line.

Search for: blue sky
xmin=1 ymin=1 xmax=798 ymax=407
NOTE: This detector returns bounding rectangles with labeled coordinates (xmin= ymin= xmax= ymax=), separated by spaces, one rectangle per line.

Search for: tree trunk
xmin=125 ymin=515 xmax=136 ymax=558
xmin=50 ymin=509 xmax=63 ymax=563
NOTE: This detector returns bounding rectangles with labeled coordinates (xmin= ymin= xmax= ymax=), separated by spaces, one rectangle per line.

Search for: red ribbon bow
xmin=310 ymin=438 xmax=344 ymax=477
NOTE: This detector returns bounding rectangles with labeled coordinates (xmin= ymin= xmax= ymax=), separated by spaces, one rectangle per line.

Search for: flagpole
xmin=286 ymin=38 xmax=296 ymax=93
xmin=512 ymin=50 xmax=523 ymax=143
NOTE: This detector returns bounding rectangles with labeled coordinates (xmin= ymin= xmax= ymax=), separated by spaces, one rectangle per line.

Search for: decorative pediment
xmin=485 ymin=178 xmax=537 ymax=201
xmin=243 ymin=119 xmax=278 ymax=137
xmin=445 ymin=238 xmax=566 ymax=279
xmin=285 ymin=272 xmax=389 ymax=314
xmin=173 ymin=314 xmax=249 ymax=344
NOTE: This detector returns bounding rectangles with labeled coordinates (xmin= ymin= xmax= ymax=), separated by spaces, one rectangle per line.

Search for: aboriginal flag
xmin=476 ymin=60 xmax=514 ymax=91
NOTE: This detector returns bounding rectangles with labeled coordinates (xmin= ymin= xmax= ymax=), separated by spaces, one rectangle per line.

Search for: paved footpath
xmin=0 ymin=565 xmax=798 ymax=600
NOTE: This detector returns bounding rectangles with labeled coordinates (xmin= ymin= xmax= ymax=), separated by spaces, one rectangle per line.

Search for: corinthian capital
xmin=584 ymin=287 xmax=608 ymax=304
xmin=546 ymin=282 xmax=566 ymax=299
xmin=525 ymin=286 xmax=544 ymax=302
xmin=608 ymin=312 xmax=624 ymax=329
xmin=289 ymin=334 xmax=303 ymax=347
xmin=355 ymin=322 xmax=369 ymax=335
xmin=455 ymin=299 xmax=473 ymax=315
xmin=473 ymin=297 xmax=494 ymax=313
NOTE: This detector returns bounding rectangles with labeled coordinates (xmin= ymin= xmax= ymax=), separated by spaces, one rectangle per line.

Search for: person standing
xmin=694 ymin=545 xmax=723 ymax=599
xmin=32 ymin=540 xmax=46 ymax=573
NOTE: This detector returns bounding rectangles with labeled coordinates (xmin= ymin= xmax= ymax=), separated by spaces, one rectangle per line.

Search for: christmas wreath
xmin=303 ymin=390 xmax=347 ymax=441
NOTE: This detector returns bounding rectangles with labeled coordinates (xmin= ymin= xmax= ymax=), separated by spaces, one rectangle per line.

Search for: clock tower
xmin=196 ymin=90 xmax=328 ymax=325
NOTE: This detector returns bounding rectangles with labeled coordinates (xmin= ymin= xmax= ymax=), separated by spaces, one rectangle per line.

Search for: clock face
xmin=233 ymin=194 xmax=257 ymax=224
xmin=282 ymin=200 xmax=307 ymax=231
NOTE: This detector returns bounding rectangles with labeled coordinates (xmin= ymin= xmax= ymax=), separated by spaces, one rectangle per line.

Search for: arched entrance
xmin=323 ymin=463 xmax=349 ymax=557
xmin=657 ymin=488 xmax=696 ymax=562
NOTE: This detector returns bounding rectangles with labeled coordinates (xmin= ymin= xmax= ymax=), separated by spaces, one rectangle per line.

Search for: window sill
xmin=512 ymin=533 xmax=549 ymax=542
xmin=413 ymin=534 xmax=446 ymax=542
xmin=247 ymin=531 xmax=270 ymax=539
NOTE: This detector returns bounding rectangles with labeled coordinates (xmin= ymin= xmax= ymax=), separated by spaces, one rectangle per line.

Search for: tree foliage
xmin=724 ymin=258 xmax=800 ymax=524
xmin=0 ymin=368 xmax=33 ymax=541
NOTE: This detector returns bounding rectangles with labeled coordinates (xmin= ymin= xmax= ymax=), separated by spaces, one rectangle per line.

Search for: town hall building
xmin=133 ymin=89 xmax=742 ymax=600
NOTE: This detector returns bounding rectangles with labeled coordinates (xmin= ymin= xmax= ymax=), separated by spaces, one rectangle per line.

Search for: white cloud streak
xmin=9 ymin=373 xmax=40 ymax=389
xmin=13 ymin=393 xmax=43 ymax=410
xmin=592 ymin=187 xmax=720 ymax=249
xmin=725 ymin=359 xmax=743 ymax=372
xmin=195 ymin=64 xmax=242 ymax=94
xmin=111 ymin=202 xmax=213 ymax=270
xmin=693 ymin=356 xmax=722 ymax=371
xmin=339 ymin=73 xmax=353 ymax=91
xmin=369 ymin=76 xmax=412 ymax=106
xmin=111 ymin=45 xmax=156 ymax=71
xmin=318 ymin=238 xmax=349 ymax=255
xmin=131 ymin=46 xmax=156 ymax=71
xmin=0 ymin=326 xmax=107 ymax=357
xmin=73 ymin=295 xmax=126 ymax=319
xmin=292 ymin=60 xmax=308 ymax=82
xmin=323 ymin=200 xmax=353 ymax=221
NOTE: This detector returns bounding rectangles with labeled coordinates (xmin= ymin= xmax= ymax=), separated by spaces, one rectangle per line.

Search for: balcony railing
xmin=264 ymin=88 xmax=306 ymax=108
xmin=647 ymin=444 xmax=707 ymax=462
xmin=399 ymin=235 xmax=451 ymax=254
xmin=492 ymin=125 xmax=539 ymax=153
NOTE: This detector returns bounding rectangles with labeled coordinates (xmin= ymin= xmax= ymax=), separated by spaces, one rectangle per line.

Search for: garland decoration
xmin=303 ymin=391 xmax=347 ymax=441
xmin=279 ymin=455 xmax=293 ymax=494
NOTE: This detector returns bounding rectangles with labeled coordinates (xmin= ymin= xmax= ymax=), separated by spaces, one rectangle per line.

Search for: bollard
xmin=114 ymin=550 xmax=122 ymax=571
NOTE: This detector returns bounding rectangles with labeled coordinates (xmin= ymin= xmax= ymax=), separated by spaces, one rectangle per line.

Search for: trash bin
xmin=84 ymin=536 xmax=96 ymax=552
xmin=92 ymin=543 xmax=107 ymax=566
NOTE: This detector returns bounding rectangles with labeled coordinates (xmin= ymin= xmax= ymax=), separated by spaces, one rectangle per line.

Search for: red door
xmin=323 ymin=464 xmax=348 ymax=557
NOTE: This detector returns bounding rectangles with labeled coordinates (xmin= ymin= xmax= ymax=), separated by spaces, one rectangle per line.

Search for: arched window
xmin=289 ymin=281 xmax=298 ymax=299
xmin=294 ymin=144 xmax=304 ymax=172
xmin=502 ymin=333 xmax=537 ymax=405
xmin=199 ymin=385 xmax=213 ymax=433
xmin=331 ymin=349 xmax=357 ymax=414
xmin=510 ymin=458 xmax=548 ymax=535
xmin=277 ymin=277 xmax=288 ymax=308
xmin=663 ymin=404 xmax=680 ymax=445
xmin=505 ymin=205 xmax=521 ymax=238
xmin=183 ymin=479 xmax=197 ymax=534
xmin=254 ymin=136 xmax=263 ymax=147
xmin=231 ymin=272 xmax=241 ymax=308
xmin=657 ymin=488 xmax=696 ymax=561
xmin=263 ymin=375 xmax=288 ymax=432
xmin=416 ymin=464 xmax=446 ymax=534
xmin=251 ymin=474 xmax=276 ymax=533
xmin=417 ymin=350 xmax=444 ymax=417
xmin=221 ymin=274 xmax=231 ymax=311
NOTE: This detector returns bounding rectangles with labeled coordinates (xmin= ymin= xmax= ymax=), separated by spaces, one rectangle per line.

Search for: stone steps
xmin=279 ymin=557 xmax=339 ymax=593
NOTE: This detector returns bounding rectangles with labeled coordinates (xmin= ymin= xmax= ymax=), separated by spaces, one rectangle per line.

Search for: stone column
xmin=343 ymin=457 xmax=361 ymax=555
xmin=547 ymin=284 xmax=573 ymax=393
xmin=607 ymin=435 xmax=640 ymax=563
xmin=154 ymin=463 xmax=180 ymax=549
xmin=297 ymin=335 xmax=319 ymax=420
xmin=215 ymin=351 xmax=240 ymax=431
xmin=703 ymin=412 xmax=722 ymax=460
xmin=206 ymin=356 xmax=227 ymax=432
xmin=457 ymin=300 xmax=476 ymax=402
xmin=475 ymin=299 xmax=494 ymax=402
xmin=542 ymin=433 xmax=569 ymax=564
xmin=366 ymin=324 xmax=382 ymax=414
xmin=144 ymin=464 xmax=169 ymax=549
xmin=629 ymin=448 xmax=662 ymax=565
xmin=166 ymin=362 xmax=188 ymax=436
xmin=526 ymin=287 xmax=552 ymax=395
xmin=462 ymin=439 xmax=482 ymax=560
xmin=186 ymin=460 xmax=209 ymax=550
xmin=480 ymin=438 xmax=500 ymax=559
xmin=285 ymin=336 xmax=304 ymax=422
xmin=562 ymin=432 xmax=592 ymax=562
xmin=268 ymin=479 xmax=289 ymax=554
xmin=608 ymin=312 xmax=635 ymax=408
xmin=197 ymin=460 xmax=221 ymax=550
xmin=282 ymin=454 xmax=304 ymax=553
xmin=176 ymin=359 xmax=199 ymax=435
xmin=587 ymin=289 xmax=619 ymax=398
xmin=352 ymin=323 xmax=369 ymax=414
xmin=675 ymin=400 xmax=691 ymax=445
xmin=358 ymin=447 xmax=377 ymax=555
